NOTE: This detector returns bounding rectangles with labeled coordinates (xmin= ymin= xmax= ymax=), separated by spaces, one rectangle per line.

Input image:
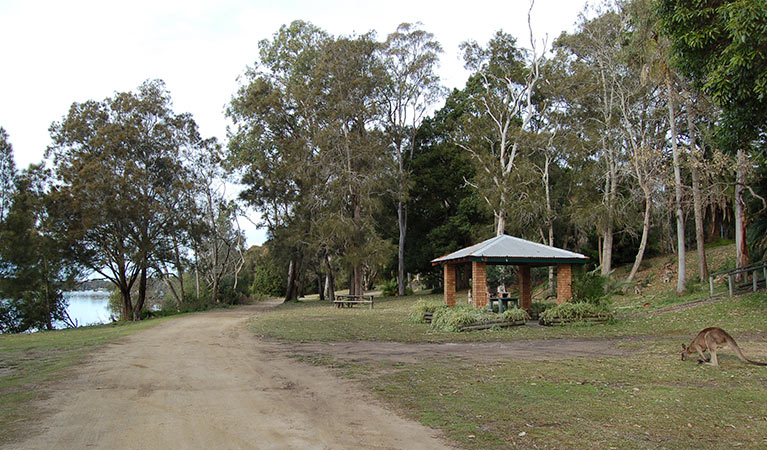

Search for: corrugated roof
xmin=431 ymin=234 xmax=588 ymax=265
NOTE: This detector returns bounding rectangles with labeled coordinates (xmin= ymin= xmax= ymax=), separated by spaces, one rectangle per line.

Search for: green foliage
xmin=407 ymin=299 xmax=444 ymax=323
xmin=538 ymin=302 xmax=614 ymax=325
xmin=383 ymin=278 xmax=414 ymax=297
xmin=47 ymin=79 xmax=213 ymax=321
xmin=658 ymin=0 xmax=767 ymax=151
xmin=0 ymin=127 xmax=15 ymax=223
xmin=250 ymin=257 xmax=284 ymax=297
xmin=529 ymin=301 xmax=556 ymax=319
xmin=499 ymin=307 xmax=530 ymax=322
xmin=430 ymin=305 xmax=529 ymax=332
xmin=0 ymin=167 xmax=80 ymax=333
xmin=572 ymin=268 xmax=611 ymax=308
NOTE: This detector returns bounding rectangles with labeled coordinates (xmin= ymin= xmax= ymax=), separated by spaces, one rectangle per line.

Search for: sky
xmin=0 ymin=0 xmax=590 ymax=245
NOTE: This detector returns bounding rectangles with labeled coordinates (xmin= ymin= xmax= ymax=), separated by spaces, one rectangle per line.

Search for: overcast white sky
xmin=0 ymin=0 xmax=589 ymax=245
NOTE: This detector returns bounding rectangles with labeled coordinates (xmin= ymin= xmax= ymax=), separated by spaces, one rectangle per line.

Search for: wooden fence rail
xmin=709 ymin=262 xmax=767 ymax=298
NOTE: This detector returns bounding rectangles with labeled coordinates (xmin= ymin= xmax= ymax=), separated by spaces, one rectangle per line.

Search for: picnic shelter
xmin=431 ymin=234 xmax=589 ymax=311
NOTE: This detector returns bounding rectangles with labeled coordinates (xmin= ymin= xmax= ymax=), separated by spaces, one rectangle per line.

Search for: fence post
xmin=728 ymin=275 xmax=733 ymax=298
xmin=709 ymin=276 xmax=714 ymax=298
xmin=754 ymin=269 xmax=758 ymax=292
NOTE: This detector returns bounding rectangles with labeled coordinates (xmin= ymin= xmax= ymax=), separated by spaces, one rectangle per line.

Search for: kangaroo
xmin=681 ymin=327 xmax=767 ymax=367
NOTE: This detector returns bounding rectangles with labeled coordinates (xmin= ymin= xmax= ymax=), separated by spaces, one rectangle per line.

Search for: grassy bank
xmin=0 ymin=318 xmax=167 ymax=444
xmin=249 ymin=289 xmax=767 ymax=343
xmin=317 ymin=340 xmax=767 ymax=449
xmin=273 ymin=292 xmax=767 ymax=449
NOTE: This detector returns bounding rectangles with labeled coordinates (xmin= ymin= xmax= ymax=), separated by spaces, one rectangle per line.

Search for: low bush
xmin=573 ymin=269 xmax=611 ymax=308
xmin=408 ymin=299 xmax=444 ymax=323
xmin=383 ymin=278 xmax=414 ymax=297
xmin=430 ymin=306 xmax=529 ymax=332
xmin=529 ymin=301 xmax=556 ymax=319
xmin=538 ymin=302 xmax=613 ymax=325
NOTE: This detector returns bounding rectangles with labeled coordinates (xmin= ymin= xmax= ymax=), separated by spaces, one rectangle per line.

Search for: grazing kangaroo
xmin=681 ymin=327 xmax=767 ymax=367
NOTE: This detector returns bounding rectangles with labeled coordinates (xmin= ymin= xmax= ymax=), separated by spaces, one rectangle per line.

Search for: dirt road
xmin=11 ymin=302 xmax=453 ymax=450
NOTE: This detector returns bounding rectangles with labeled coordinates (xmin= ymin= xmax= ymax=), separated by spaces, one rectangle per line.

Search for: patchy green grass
xmin=250 ymin=291 xmax=767 ymax=343
xmin=254 ymin=289 xmax=767 ymax=449
xmin=249 ymin=245 xmax=767 ymax=448
xmin=0 ymin=318 xmax=168 ymax=444
xmin=330 ymin=350 xmax=767 ymax=449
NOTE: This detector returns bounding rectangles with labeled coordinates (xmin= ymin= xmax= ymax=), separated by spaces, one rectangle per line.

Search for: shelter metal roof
xmin=431 ymin=234 xmax=588 ymax=266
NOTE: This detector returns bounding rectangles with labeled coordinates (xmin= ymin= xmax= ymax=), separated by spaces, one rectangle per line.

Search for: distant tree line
xmin=1 ymin=0 xmax=766 ymax=332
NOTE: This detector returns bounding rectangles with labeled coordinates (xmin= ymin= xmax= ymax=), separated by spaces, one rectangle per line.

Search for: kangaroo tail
xmin=729 ymin=337 xmax=767 ymax=366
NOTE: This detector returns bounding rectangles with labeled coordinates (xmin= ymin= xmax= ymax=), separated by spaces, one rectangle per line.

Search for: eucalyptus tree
xmin=228 ymin=21 xmax=330 ymax=302
xmin=312 ymin=34 xmax=393 ymax=296
xmin=380 ymin=22 xmax=444 ymax=296
xmin=48 ymin=80 xmax=203 ymax=320
xmin=0 ymin=166 xmax=80 ymax=332
xmin=457 ymin=12 xmax=546 ymax=236
xmin=658 ymin=0 xmax=767 ymax=271
xmin=552 ymin=8 xmax=629 ymax=275
xmin=0 ymin=127 xmax=15 ymax=223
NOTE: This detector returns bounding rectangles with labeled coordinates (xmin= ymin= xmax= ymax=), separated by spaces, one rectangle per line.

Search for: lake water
xmin=63 ymin=291 xmax=112 ymax=326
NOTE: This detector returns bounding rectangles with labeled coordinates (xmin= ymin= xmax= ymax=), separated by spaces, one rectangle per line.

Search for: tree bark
xmin=666 ymin=73 xmax=685 ymax=294
xmin=324 ymin=254 xmax=336 ymax=302
xmin=685 ymin=96 xmax=708 ymax=281
xmin=735 ymin=148 xmax=749 ymax=279
xmin=285 ymin=259 xmax=297 ymax=302
xmin=600 ymin=146 xmax=616 ymax=277
xmin=132 ymin=266 xmax=147 ymax=321
xmin=397 ymin=199 xmax=407 ymax=295
xmin=627 ymin=192 xmax=652 ymax=282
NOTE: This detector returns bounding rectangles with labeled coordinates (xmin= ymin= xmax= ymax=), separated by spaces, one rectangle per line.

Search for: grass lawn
xmin=250 ymin=246 xmax=767 ymax=448
xmin=0 ymin=318 xmax=168 ymax=445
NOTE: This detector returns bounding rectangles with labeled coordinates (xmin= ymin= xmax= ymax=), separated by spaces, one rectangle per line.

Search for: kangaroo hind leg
xmin=704 ymin=334 xmax=719 ymax=366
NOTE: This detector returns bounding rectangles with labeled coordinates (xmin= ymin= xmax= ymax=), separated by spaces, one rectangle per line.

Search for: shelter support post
xmin=519 ymin=265 xmax=532 ymax=311
xmin=556 ymin=263 xmax=573 ymax=304
xmin=471 ymin=261 xmax=488 ymax=308
xmin=443 ymin=264 xmax=456 ymax=307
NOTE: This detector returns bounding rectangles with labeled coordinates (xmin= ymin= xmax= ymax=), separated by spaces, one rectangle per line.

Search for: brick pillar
xmin=471 ymin=261 xmax=488 ymax=308
xmin=556 ymin=263 xmax=573 ymax=304
xmin=443 ymin=264 xmax=456 ymax=307
xmin=519 ymin=265 xmax=532 ymax=311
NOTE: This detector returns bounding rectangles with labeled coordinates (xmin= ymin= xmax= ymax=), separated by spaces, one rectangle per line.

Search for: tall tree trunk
xmin=735 ymin=149 xmax=749 ymax=279
xmin=685 ymin=96 xmax=708 ymax=282
xmin=601 ymin=149 xmax=616 ymax=277
xmin=132 ymin=266 xmax=147 ymax=321
xmin=601 ymin=224 xmax=613 ymax=277
xmin=496 ymin=210 xmax=505 ymax=236
xmin=666 ymin=73 xmax=685 ymax=294
xmin=627 ymin=190 xmax=652 ymax=282
xmin=397 ymin=199 xmax=407 ymax=295
xmin=324 ymin=254 xmax=336 ymax=302
xmin=285 ymin=259 xmax=297 ymax=302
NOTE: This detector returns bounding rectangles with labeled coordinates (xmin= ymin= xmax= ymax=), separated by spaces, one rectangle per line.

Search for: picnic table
xmin=333 ymin=294 xmax=374 ymax=309
xmin=487 ymin=295 xmax=518 ymax=313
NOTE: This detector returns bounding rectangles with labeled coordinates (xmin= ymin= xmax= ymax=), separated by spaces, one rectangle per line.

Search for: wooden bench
xmin=333 ymin=294 xmax=374 ymax=309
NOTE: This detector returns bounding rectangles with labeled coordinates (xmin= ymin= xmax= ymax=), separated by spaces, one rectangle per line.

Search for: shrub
xmin=408 ymin=299 xmax=443 ymax=323
xmin=382 ymin=278 xmax=397 ymax=296
xmin=430 ymin=306 xmax=529 ymax=331
xmin=572 ymin=269 xmax=611 ymax=308
xmin=529 ymin=301 xmax=556 ymax=319
xmin=250 ymin=263 xmax=284 ymax=297
xmin=382 ymin=278 xmax=414 ymax=297
xmin=500 ymin=308 xmax=531 ymax=322
xmin=538 ymin=302 xmax=614 ymax=325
